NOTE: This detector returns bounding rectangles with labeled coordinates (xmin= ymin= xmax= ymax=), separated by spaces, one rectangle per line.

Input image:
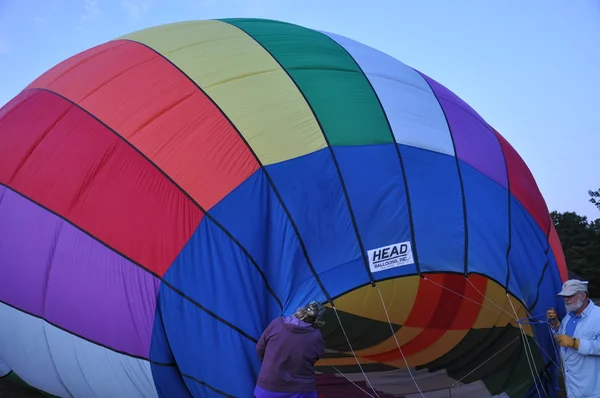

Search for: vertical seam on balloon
xmin=321 ymin=33 xmax=421 ymax=276
xmin=493 ymin=131 xmax=513 ymax=291
xmin=154 ymin=294 xmax=195 ymax=397
xmin=181 ymin=374 xmax=235 ymax=397
xmin=224 ymin=22 xmax=375 ymax=286
xmin=22 ymin=86 xmax=283 ymax=313
xmin=492 ymin=129 xmax=553 ymax=311
xmin=414 ymin=70 xmax=469 ymax=277
xmin=528 ymin=220 xmax=553 ymax=312
xmin=1 ymin=181 xmax=259 ymax=344
xmin=113 ymin=38 xmax=333 ymax=303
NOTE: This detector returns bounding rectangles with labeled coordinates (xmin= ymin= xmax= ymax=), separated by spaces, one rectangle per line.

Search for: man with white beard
xmin=547 ymin=279 xmax=600 ymax=397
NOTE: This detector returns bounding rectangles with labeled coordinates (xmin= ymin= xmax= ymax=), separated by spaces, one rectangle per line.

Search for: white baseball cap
xmin=557 ymin=279 xmax=589 ymax=297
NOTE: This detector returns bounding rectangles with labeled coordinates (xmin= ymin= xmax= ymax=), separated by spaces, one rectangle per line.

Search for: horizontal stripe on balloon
xmin=0 ymin=185 xmax=159 ymax=358
xmin=26 ymin=39 xmax=259 ymax=211
xmin=0 ymin=89 xmax=202 ymax=276
xmin=0 ymin=302 xmax=158 ymax=398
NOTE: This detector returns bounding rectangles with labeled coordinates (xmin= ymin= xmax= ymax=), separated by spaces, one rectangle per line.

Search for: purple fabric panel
xmin=0 ymin=186 xmax=160 ymax=358
xmin=418 ymin=72 xmax=508 ymax=188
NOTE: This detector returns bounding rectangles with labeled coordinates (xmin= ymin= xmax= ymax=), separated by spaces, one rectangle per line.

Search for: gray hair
xmin=293 ymin=301 xmax=326 ymax=328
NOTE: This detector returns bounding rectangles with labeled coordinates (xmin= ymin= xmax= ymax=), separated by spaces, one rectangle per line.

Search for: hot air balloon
xmin=0 ymin=18 xmax=568 ymax=398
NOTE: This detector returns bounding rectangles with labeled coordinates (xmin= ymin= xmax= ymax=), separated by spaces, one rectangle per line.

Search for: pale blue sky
xmin=1 ymin=0 xmax=598 ymax=220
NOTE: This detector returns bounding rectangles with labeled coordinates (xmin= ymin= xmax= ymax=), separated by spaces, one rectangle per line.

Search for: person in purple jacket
xmin=254 ymin=301 xmax=327 ymax=398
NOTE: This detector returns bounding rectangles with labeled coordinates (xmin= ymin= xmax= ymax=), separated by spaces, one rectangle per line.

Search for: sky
xmin=1 ymin=0 xmax=599 ymax=220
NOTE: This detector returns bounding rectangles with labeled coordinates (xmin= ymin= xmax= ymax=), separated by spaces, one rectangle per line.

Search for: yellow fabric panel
xmin=316 ymin=355 xmax=379 ymax=367
xmin=472 ymin=279 xmax=533 ymax=336
xmin=350 ymin=327 xmax=423 ymax=357
xmin=118 ymin=20 xmax=327 ymax=165
xmin=388 ymin=330 xmax=468 ymax=369
xmin=328 ymin=277 xmax=420 ymax=325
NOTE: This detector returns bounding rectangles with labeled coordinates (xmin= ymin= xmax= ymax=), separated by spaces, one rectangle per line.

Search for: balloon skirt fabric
xmin=0 ymin=18 xmax=567 ymax=398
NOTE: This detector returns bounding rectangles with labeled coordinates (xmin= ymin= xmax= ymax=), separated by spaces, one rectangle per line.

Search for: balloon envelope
xmin=0 ymin=18 xmax=567 ymax=398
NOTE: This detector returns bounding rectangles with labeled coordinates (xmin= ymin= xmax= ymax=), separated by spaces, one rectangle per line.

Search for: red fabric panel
xmin=426 ymin=274 xmax=465 ymax=330
xmin=403 ymin=274 xmax=444 ymax=328
xmin=27 ymin=40 xmax=258 ymax=210
xmin=549 ymin=224 xmax=568 ymax=282
xmin=365 ymin=274 xmax=484 ymax=362
xmin=449 ymin=274 xmax=487 ymax=330
xmin=364 ymin=275 xmax=444 ymax=362
xmin=398 ymin=328 xmax=447 ymax=358
xmin=0 ymin=90 xmax=202 ymax=276
xmin=494 ymin=129 xmax=550 ymax=234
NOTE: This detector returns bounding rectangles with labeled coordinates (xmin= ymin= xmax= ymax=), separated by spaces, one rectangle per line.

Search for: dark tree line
xmin=550 ymin=189 xmax=600 ymax=297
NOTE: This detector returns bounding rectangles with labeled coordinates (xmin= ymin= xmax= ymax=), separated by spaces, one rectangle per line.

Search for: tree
xmin=590 ymin=188 xmax=600 ymax=211
xmin=551 ymin=210 xmax=600 ymax=297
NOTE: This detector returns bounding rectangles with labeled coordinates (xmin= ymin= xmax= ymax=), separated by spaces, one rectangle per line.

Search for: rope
xmin=327 ymin=275 xmax=559 ymax=397
xmin=465 ymin=278 xmax=519 ymax=321
xmin=447 ymin=336 xmax=521 ymax=388
xmin=545 ymin=322 xmax=565 ymax=377
xmin=507 ymin=294 xmax=546 ymax=398
xmin=331 ymin=305 xmax=381 ymax=397
xmin=423 ymin=276 xmax=517 ymax=320
xmin=331 ymin=366 xmax=376 ymax=398
xmin=375 ymin=285 xmax=425 ymax=397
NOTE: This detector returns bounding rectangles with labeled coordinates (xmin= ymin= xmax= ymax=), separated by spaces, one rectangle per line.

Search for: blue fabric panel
xmin=207 ymin=169 xmax=325 ymax=315
xmin=399 ymin=144 xmax=465 ymax=274
xmin=527 ymin=253 xmax=562 ymax=398
xmin=530 ymin=254 xmax=565 ymax=319
xmin=163 ymin=215 xmax=282 ymax=340
xmin=458 ymin=160 xmax=509 ymax=287
xmin=507 ymin=196 xmax=549 ymax=306
xmin=158 ymin=285 xmax=259 ymax=397
xmin=184 ymin=375 xmax=237 ymax=398
xmin=149 ymin=304 xmax=192 ymax=398
xmin=152 ymin=365 xmax=192 ymax=398
xmin=331 ymin=144 xmax=415 ymax=281
xmin=265 ymin=148 xmax=369 ymax=300
xmin=530 ymin=250 xmax=564 ymax=379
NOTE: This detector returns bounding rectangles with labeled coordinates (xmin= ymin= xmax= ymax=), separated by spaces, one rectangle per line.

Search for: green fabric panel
xmin=2 ymin=371 xmax=57 ymax=397
xmin=418 ymin=326 xmax=517 ymax=374
xmin=418 ymin=325 xmax=547 ymax=397
xmin=482 ymin=335 xmax=545 ymax=398
xmin=221 ymin=18 xmax=393 ymax=146
xmin=319 ymin=307 xmax=401 ymax=352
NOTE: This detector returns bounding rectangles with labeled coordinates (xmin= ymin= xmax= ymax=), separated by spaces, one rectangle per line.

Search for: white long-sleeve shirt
xmin=557 ymin=300 xmax=600 ymax=398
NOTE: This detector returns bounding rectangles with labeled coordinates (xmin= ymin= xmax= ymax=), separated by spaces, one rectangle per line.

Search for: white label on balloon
xmin=368 ymin=241 xmax=414 ymax=273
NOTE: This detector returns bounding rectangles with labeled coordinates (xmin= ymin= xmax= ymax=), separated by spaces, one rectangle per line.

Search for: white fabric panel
xmin=0 ymin=303 xmax=158 ymax=398
xmin=322 ymin=31 xmax=455 ymax=157
xmin=0 ymin=358 xmax=10 ymax=377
